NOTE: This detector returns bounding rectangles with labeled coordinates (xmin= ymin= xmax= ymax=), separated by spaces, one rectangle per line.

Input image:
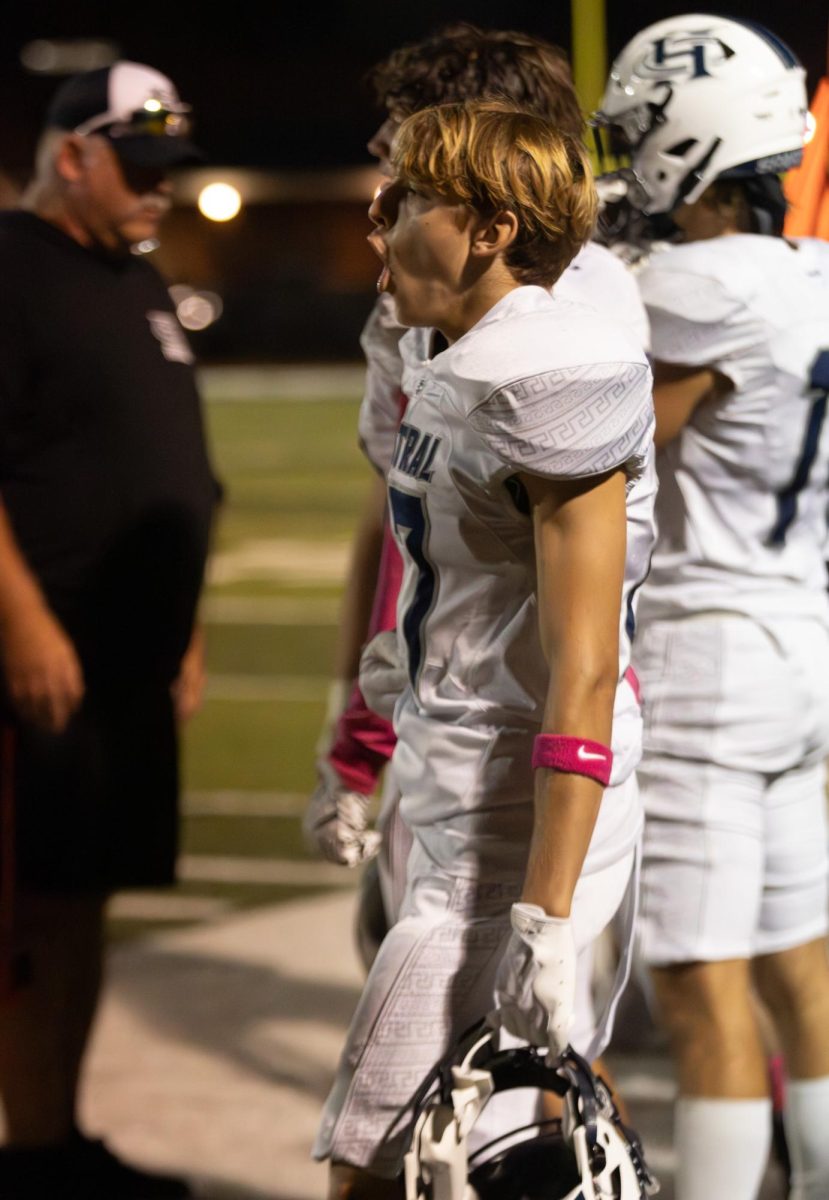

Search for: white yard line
xmin=184 ymin=791 xmax=308 ymax=817
xmin=201 ymin=595 xmax=339 ymax=625
xmin=109 ymin=894 xmax=232 ymax=922
xmin=207 ymin=538 xmax=349 ymax=586
xmin=199 ymin=363 xmax=365 ymax=402
xmin=613 ymin=1073 xmax=677 ymax=1103
xmin=178 ymin=855 xmax=356 ymax=888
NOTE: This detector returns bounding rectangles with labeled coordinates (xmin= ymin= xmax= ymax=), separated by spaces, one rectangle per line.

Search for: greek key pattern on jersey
xmin=321 ymin=874 xmax=522 ymax=1172
xmin=468 ymin=362 xmax=653 ymax=478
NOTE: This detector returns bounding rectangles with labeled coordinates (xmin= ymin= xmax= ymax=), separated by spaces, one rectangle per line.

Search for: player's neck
xmin=437 ymin=274 xmax=522 ymax=346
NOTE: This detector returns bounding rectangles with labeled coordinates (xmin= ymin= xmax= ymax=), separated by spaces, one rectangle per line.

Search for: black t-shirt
xmin=0 ymin=211 xmax=219 ymax=684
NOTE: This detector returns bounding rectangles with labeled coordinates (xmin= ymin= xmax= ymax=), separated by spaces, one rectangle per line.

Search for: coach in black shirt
xmin=0 ymin=62 xmax=217 ymax=1198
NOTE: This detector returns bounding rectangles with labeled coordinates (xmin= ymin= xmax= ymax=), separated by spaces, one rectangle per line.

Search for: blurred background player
xmin=313 ymin=98 xmax=656 ymax=1198
xmin=596 ymin=15 xmax=829 ymax=1200
xmin=0 ymin=61 xmax=218 ymax=1198
xmin=305 ymin=22 xmax=650 ymax=953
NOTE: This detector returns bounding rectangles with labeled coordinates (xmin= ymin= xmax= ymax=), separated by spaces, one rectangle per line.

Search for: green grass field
xmin=108 ymin=377 xmax=375 ymax=941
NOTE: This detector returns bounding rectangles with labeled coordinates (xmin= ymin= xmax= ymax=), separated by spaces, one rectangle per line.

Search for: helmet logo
xmin=636 ymin=32 xmax=735 ymax=81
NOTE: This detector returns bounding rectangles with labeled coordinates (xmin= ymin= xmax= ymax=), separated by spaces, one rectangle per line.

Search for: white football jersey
xmin=385 ymin=286 xmax=656 ymax=872
xmin=553 ymin=241 xmax=651 ymax=350
xmin=637 ymin=234 xmax=829 ymax=623
xmin=358 ymin=242 xmax=650 ymax=476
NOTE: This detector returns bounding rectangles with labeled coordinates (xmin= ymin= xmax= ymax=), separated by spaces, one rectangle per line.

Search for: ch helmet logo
xmin=635 ymin=30 xmax=736 ymax=81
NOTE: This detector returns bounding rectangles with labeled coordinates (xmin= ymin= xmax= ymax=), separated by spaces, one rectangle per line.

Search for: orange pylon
xmin=784 ymin=75 xmax=829 ymax=239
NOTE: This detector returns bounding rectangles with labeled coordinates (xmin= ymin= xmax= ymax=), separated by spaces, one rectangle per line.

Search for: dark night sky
xmin=2 ymin=2 xmax=826 ymax=172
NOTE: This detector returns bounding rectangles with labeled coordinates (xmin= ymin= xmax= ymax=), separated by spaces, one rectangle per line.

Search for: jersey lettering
xmin=392 ymin=423 xmax=442 ymax=481
xmin=394 ymin=423 xmax=419 ymax=472
xmin=388 ymin=486 xmax=437 ymax=686
xmin=768 ymin=350 xmax=829 ymax=547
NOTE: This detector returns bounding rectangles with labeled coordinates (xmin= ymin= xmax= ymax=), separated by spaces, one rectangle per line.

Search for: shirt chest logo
xmin=391 ymin=421 xmax=441 ymax=481
xmin=147 ymin=310 xmax=194 ymax=365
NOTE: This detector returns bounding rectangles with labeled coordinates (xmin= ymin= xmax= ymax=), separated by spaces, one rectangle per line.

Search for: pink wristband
xmin=532 ymin=735 xmax=613 ymax=785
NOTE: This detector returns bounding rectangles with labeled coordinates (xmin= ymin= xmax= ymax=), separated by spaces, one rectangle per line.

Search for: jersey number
xmin=769 ymin=350 xmax=829 ymax=547
xmin=388 ymin=486 xmax=436 ymax=687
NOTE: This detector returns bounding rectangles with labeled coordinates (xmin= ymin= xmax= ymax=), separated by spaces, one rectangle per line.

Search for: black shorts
xmin=1 ymin=682 xmax=179 ymax=893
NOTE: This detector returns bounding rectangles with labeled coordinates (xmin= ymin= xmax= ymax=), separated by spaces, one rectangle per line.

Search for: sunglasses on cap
xmin=74 ymin=102 xmax=193 ymax=142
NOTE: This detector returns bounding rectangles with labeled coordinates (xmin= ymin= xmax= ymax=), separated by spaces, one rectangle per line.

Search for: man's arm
xmin=520 ymin=467 xmax=627 ymax=916
xmin=314 ymin=469 xmax=390 ymax=767
xmin=651 ymin=361 xmax=729 ymax=449
xmin=331 ymin=471 xmax=388 ymax=684
xmin=304 ymin=475 xmax=397 ymax=867
xmin=171 ymin=622 xmax=206 ymax=723
xmin=494 ymin=467 xmax=628 ymax=1053
xmin=0 ymin=501 xmax=84 ymax=733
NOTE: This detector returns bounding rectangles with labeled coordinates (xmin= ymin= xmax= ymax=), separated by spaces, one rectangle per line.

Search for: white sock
xmin=675 ymin=1097 xmax=772 ymax=1200
xmin=784 ymin=1076 xmax=829 ymax=1200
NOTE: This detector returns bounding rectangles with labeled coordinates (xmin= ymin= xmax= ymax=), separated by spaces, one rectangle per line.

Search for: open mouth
xmin=376 ymin=263 xmax=393 ymax=294
xmin=368 ymin=229 xmax=394 ymax=295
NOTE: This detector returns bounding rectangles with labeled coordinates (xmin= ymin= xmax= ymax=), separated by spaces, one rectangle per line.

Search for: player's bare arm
xmin=520 ymin=467 xmax=627 ymax=918
xmin=0 ymin=499 xmax=84 ymax=734
xmin=332 ymin=471 xmax=388 ymax=684
xmin=651 ymin=360 xmax=730 ymax=448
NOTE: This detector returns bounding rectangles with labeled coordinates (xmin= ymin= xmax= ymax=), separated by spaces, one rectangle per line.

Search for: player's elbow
xmin=551 ymin=647 xmax=619 ymax=720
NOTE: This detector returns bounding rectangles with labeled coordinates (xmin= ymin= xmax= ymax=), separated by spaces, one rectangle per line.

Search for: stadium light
xmin=198 ymin=182 xmax=243 ymax=222
xmin=169 ymin=285 xmax=223 ymax=331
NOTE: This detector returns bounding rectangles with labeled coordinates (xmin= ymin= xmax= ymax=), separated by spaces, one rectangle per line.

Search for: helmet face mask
xmin=402 ymin=1024 xmax=658 ymax=1200
xmin=594 ymin=14 xmax=807 ymax=215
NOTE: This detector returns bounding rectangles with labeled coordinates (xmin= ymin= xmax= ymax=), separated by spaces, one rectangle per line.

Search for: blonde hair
xmin=391 ymin=101 xmax=597 ymax=287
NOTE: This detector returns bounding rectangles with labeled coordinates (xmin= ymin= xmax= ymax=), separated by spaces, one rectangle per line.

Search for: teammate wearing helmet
xmin=597 ymin=15 xmax=829 ymax=1200
xmin=313 ymin=99 xmax=656 ymax=1199
xmin=305 ymin=26 xmax=650 ymax=944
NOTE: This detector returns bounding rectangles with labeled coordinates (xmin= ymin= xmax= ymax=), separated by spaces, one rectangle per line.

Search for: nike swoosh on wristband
xmin=577 ymin=745 xmax=607 ymax=762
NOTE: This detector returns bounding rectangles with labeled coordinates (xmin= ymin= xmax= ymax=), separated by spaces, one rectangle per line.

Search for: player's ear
xmin=470 ymin=209 xmax=519 ymax=260
xmin=53 ymin=133 xmax=86 ymax=183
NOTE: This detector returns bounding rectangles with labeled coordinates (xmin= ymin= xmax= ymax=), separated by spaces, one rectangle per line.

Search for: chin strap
xmin=404 ymin=1030 xmax=495 ymax=1200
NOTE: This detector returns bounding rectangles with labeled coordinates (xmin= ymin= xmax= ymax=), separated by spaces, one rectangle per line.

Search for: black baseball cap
xmin=46 ymin=61 xmax=203 ymax=167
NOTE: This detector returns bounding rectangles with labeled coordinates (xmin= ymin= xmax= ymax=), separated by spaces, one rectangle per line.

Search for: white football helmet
xmin=594 ymin=14 xmax=807 ymax=214
xmin=403 ymin=1023 xmax=658 ymax=1200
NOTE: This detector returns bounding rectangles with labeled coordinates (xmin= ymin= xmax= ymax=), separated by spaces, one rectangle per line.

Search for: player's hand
xmin=0 ymin=604 xmax=85 ymax=734
xmin=493 ymin=902 xmax=577 ymax=1059
xmin=171 ymin=624 xmax=206 ymax=723
xmin=358 ymin=630 xmax=407 ymax=721
xmin=303 ymin=762 xmax=381 ymax=868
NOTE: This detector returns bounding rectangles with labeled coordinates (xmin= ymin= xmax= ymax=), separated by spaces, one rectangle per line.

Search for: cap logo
xmin=635 ymin=31 xmax=735 ymax=81
xmin=143 ymin=87 xmax=175 ymax=112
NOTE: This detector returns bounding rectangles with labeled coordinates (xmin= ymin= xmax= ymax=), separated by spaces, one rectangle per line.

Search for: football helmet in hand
xmin=404 ymin=1021 xmax=658 ymax=1200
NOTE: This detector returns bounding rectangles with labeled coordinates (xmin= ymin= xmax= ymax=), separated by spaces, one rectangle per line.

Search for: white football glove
xmin=358 ymin=630 xmax=407 ymax=721
xmin=303 ymin=762 xmax=381 ymax=868
xmin=494 ymin=902 xmax=577 ymax=1059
